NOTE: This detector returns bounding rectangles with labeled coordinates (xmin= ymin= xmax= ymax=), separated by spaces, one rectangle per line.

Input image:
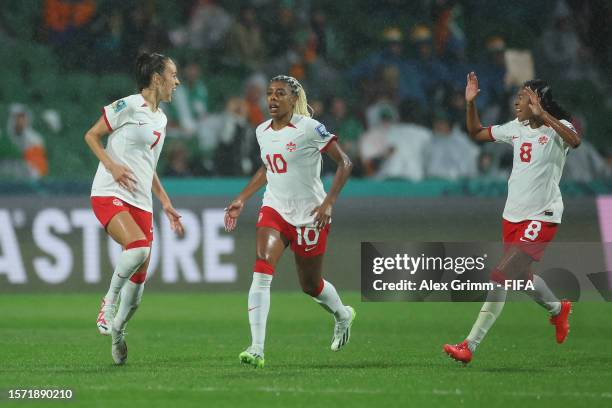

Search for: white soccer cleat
xmin=96 ymin=298 xmax=115 ymax=336
xmin=111 ymin=327 xmax=128 ymax=365
xmin=331 ymin=306 xmax=356 ymax=351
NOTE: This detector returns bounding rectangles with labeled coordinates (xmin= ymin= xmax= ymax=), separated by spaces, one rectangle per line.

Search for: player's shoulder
xmin=298 ymin=115 xmax=334 ymax=138
xmin=256 ymin=119 xmax=273 ymax=135
xmin=108 ymin=94 xmax=141 ymax=112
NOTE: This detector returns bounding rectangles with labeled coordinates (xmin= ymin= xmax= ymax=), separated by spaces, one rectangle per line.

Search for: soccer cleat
xmin=331 ymin=306 xmax=356 ymax=351
xmin=550 ymin=300 xmax=572 ymax=344
xmin=111 ymin=327 xmax=128 ymax=365
xmin=239 ymin=348 xmax=265 ymax=368
xmin=443 ymin=340 xmax=473 ymax=364
xmin=96 ymin=298 xmax=115 ymax=336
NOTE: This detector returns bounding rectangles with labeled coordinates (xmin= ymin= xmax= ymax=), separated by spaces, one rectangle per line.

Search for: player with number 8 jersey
xmin=442 ymin=73 xmax=581 ymax=364
xmin=224 ymin=75 xmax=355 ymax=368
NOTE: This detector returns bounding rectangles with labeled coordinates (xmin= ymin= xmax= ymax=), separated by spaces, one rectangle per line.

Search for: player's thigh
xmin=107 ymin=211 xmax=147 ymax=248
xmin=255 ymin=227 xmax=288 ymax=267
xmin=294 ymin=253 xmax=324 ymax=289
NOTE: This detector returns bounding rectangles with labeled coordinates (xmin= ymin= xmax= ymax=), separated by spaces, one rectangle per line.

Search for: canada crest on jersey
xmin=538 ymin=135 xmax=549 ymax=145
xmin=286 ymin=141 xmax=297 ymax=152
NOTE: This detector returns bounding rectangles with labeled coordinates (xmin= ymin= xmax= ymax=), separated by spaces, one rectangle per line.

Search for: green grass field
xmin=1 ymin=293 xmax=612 ymax=408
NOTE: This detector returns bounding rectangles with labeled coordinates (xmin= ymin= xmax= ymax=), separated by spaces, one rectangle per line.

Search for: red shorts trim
xmin=502 ymin=219 xmax=558 ymax=260
xmin=91 ymin=196 xmax=153 ymax=242
xmin=256 ymin=206 xmax=330 ymax=257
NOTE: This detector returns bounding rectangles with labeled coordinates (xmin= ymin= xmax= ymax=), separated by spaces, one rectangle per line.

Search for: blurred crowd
xmin=1 ymin=0 xmax=611 ymax=182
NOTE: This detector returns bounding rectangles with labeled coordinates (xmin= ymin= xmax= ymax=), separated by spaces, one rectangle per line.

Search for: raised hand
xmin=224 ymin=199 xmax=244 ymax=232
xmin=524 ymin=87 xmax=544 ymax=118
xmin=465 ymin=72 xmax=480 ymax=103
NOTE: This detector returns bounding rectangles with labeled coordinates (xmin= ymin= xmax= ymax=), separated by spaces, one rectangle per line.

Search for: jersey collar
xmin=264 ymin=115 xmax=299 ymax=131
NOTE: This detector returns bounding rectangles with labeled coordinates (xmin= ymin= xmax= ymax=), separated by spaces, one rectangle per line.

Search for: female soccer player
xmin=224 ymin=75 xmax=355 ymax=368
xmin=443 ymin=72 xmax=581 ymax=364
xmin=85 ymin=52 xmax=184 ymax=365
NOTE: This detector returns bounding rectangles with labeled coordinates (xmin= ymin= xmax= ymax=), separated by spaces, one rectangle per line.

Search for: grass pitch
xmin=1 ymin=293 xmax=611 ymax=408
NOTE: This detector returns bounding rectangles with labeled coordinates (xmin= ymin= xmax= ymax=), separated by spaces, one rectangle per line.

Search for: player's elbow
xmin=344 ymin=157 xmax=353 ymax=174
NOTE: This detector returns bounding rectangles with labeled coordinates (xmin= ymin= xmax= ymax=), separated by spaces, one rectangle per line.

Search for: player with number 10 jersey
xmin=224 ymin=75 xmax=355 ymax=368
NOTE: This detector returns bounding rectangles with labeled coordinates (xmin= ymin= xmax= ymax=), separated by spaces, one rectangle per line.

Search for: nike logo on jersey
xmin=512 ymin=136 xmax=519 ymax=140
xmin=304 ymin=246 xmax=317 ymax=252
xmin=138 ymin=121 xmax=147 ymax=126
xmin=248 ymin=306 xmax=259 ymax=312
xmin=519 ymin=237 xmax=533 ymax=242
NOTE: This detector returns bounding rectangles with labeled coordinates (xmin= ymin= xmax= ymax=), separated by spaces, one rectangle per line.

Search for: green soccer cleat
xmin=239 ymin=348 xmax=265 ymax=368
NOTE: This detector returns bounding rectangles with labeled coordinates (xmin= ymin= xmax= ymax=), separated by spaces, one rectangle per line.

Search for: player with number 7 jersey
xmin=442 ymin=73 xmax=581 ymax=365
xmin=224 ymin=75 xmax=355 ymax=368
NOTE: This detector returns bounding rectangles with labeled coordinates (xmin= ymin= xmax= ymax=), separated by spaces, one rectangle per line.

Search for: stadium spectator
xmin=539 ymin=1 xmax=604 ymax=85
xmin=431 ymin=0 xmax=467 ymax=64
xmin=166 ymin=61 xmax=209 ymax=138
xmin=426 ymin=112 xmax=479 ymax=180
xmin=163 ymin=140 xmax=193 ymax=177
xmin=349 ymin=27 xmax=425 ymax=106
xmin=310 ymin=8 xmax=345 ymax=66
xmin=322 ymin=97 xmax=364 ymax=172
xmin=243 ymin=73 xmax=268 ymax=128
xmin=225 ymin=6 xmax=267 ymax=70
xmin=377 ymin=104 xmax=433 ymax=181
xmin=6 ymin=104 xmax=49 ymax=179
xmin=213 ymin=97 xmax=257 ymax=176
xmin=404 ymin=24 xmax=450 ymax=113
xmin=185 ymin=0 xmax=232 ymax=50
xmin=263 ymin=6 xmax=296 ymax=58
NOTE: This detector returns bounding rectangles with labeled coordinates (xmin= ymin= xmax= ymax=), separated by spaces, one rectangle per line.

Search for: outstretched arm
xmin=224 ymin=165 xmax=268 ymax=232
xmin=310 ymin=141 xmax=353 ymax=229
xmin=524 ymin=87 xmax=581 ymax=148
xmin=465 ymin=72 xmax=494 ymax=143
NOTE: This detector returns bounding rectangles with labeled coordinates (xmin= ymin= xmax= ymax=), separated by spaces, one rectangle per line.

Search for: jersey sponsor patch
xmin=315 ymin=124 xmax=331 ymax=139
xmin=113 ymin=99 xmax=127 ymax=113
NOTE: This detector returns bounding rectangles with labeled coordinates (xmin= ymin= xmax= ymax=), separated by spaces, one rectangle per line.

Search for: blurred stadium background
xmin=2 ymin=2 xmax=612 ymax=407
xmin=0 ymin=0 xmax=610 ymax=292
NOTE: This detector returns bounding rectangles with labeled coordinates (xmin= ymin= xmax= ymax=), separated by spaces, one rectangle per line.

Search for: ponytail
xmin=270 ymin=75 xmax=313 ymax=118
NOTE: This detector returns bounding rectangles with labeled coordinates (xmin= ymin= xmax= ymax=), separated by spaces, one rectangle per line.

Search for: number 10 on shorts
xmin=296 ymin=226 xmax=320 ymax=246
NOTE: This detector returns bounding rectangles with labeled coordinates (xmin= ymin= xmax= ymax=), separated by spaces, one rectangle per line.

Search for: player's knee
xmin=254 ymin=258 xmax=275 ymax=275
xmin=125 ymin=239 xmax=150 ymax=268
xmin=301 ymin=279 xmax=323 ymax=297
xmin=130 ymin=270 xmax=147 ymax=284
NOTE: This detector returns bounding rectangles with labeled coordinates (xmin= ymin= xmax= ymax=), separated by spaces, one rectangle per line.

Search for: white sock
xmin=313 ymin=280 xmax=350 ymax=321
xmin=104 ymin=246 xmax=150 ymax=305
xmin=248 ymin=272 xmax=272 ymax=355
xmin=527 ymin=274 xmax=561 ymax=315
xmin=113 ymin=280 xmax=144 ymax=331
xmin=466 ymin=284 xmax=507 ymax=352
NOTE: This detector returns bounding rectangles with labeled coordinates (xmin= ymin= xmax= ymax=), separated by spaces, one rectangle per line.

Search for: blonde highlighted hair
xmin=270 ymin=75 xmax=313 ymax=117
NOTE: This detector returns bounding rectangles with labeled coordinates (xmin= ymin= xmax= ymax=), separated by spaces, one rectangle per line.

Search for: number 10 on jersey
xmin=265 ymin=154 xmax=287 ymax=173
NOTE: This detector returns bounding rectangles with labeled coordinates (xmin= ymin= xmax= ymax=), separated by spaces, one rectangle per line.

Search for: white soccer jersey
xmin=91 ymin=94 xmax=167 ymax=212
xmin=489 ymin=118 xmax=575 ymax=224
xmin=256 ymin=114 xmax=337 ymax=226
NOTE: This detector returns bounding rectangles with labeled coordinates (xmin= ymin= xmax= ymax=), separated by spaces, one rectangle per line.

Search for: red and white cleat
xmin=443 ymin=340 xmax=473 ymax=364
xmin=96 ymin=298 xmax=114 ymax=336
xmin=550 ymin=300 xmax=572 ymax=344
